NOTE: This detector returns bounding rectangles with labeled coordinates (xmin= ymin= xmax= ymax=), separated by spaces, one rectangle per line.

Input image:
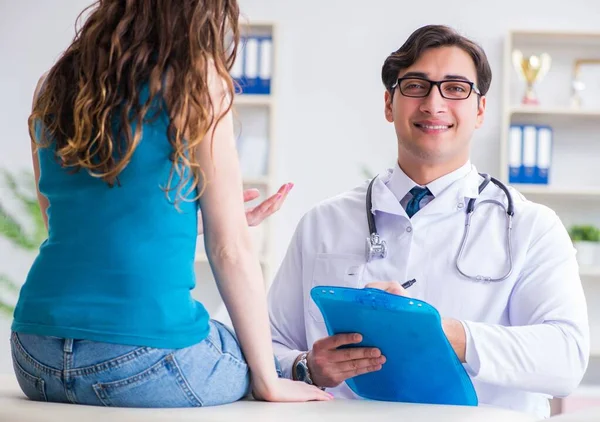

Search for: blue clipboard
xmin=310 ymin=286 xmax=477 ymax=406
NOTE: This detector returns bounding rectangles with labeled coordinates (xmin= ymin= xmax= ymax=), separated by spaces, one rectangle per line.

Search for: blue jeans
xmin=11 ymin=320 xmax=281 ymax=408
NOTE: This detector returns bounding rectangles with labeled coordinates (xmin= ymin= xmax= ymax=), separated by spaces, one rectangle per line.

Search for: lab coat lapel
xmin=370 ymin=174 xmax=406 ymax=217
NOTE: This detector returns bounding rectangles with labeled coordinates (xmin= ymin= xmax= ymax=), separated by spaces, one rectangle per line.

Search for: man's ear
xmin=475 ymin=95 xmax=486 ymax=128
xmin=384 ymin=90 xmax=394 ymax=123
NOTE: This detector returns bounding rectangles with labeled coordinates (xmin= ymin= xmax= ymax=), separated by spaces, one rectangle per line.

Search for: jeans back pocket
xmin=93 ymin=354 xmax=201 ymax=408
xmin=11 ymin=353 xmax=48 ymax=402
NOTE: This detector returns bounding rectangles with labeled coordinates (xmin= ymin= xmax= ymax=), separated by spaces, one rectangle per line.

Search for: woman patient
xmin=10 ymin=0 xmax=331 ymax=408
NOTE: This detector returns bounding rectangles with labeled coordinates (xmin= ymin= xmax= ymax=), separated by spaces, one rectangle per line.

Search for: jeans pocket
xmin=12 ymin=354 xmax=48 ymax=402
xmin=180 ymin=323 xmax=250 ymax=406
xmin=92 ymin=354 xmax=201 ymax=408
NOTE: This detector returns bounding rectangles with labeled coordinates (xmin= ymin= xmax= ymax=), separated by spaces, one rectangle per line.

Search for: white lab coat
xmin=268 ymin=164 xmax=589 ymax=419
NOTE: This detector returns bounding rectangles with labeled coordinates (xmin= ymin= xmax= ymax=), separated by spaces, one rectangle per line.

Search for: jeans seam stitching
xmin=205 ymin=334 xmax=222 ymax=354
xmin=204 ymin=337 xmax=247 ymax=368
xmin=63 ymin=342 xmax=77 ymax=404
xmin=37 ymin=377 xmax=47 ymax=402
xmin=169 ymin=354 xmax=203 ymax=407
xmin=92 ymin=383 xmax=111 ymax=407
xmin=69 ymin=347 xmax=152 ymax=377
xmin=11 ymin=351 xmax=48 ymax=401
xmin=93 ymin=355 xmax=171 ymax=391
xmin=11 ymin=333 xmax=61 ymax=377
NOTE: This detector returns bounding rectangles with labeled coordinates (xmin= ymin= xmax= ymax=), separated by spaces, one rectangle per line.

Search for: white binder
xmin=522 ymin=125 xmax=537 ymax=184
xmin=244 ymin=37 xmax=259 ymax=93
xmin=508 ymin=125 xmax=523 ymax=183
xmin=259 ymin=37 xmax=272 ymax=94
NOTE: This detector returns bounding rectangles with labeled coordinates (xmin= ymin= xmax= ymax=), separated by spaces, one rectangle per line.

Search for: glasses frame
xmin=391 ymin=77 xmax=481 ymax=100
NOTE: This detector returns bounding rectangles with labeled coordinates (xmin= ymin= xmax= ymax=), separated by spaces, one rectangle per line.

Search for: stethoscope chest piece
xmin=366 ymin=233 xmax=387 ymax=262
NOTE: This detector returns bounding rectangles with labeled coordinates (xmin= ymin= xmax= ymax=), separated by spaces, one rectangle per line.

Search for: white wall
xmin=235 ymin=0 xmax=600 ymax=264
xmin=1 ymin=0 xmax=600 ymax=374
xmin=0 ymin=0 xmax=97 ymax=375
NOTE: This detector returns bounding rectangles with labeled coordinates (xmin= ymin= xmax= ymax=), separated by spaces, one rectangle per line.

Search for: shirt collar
xmin=385 ymin=160 xmax=473 ymax=202
xmin=371 ymin=161 xmax=481 ymax=216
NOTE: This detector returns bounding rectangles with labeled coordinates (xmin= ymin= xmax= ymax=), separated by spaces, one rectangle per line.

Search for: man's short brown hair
xmin=382 ymin=25 xmax=492 ymax=96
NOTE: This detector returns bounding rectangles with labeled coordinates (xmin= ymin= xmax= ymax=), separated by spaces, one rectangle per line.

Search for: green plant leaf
xmin=1 ymin=169 xmax=18 ymax=194
xmin=23 ymin=197 xmax=46 ymax=248
xmin=0 ymin=169 xmax=47 ymax=312
xmin=361 ymin=165 xmax=374 ymax=180
xmin=0 ymin=203 xmax=30 ymax=248
xmin=0 ymin=271 xmax=16 ymax=318
xmin=0 ymin=169 xmax=46 ymax=250
xmin=0 ymin=301 xmax=14 ymax=318
xmin=569 ymin=225 xmax=600 ymax=242
xmin=0 ymin=274 xmax=20 ymax=294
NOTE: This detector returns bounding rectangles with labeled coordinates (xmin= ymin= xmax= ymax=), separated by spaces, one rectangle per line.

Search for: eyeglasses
xmin=391 ymin=77 xmax=481 ymax=100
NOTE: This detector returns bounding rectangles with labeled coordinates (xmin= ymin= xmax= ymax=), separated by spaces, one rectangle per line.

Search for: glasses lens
xmin=440 ymin=81 xmax=472 ymax=99
xmin=399 ymin=79 xmax=431 ymax=97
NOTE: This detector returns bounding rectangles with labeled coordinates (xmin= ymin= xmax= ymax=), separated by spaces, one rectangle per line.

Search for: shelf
xmin=510 ymin=30 xmax=600 ymax=47
xmin=234 ymin=95 xmax=272 ymax=106
xmin=240 ymin=21 xmax=274 ymax=29
xmin=581 ymin=267 xmax=600 ymax=278
xmin=243 ymin=176 xmax=271 ymax=186
xmin=509 ymin=106 xmax=600 ymax=117
xmin=513 ymin=185 xmax=600 ymax=199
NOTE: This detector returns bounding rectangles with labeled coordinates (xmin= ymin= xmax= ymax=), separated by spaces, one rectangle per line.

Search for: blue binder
xmin=311 ymin=286 xmax=478 ymax=406
xmin=257 ymin=36 xmax=272 ymax=95
xmin=232 ymin=36 xmax=272 ymax=95
xmin=521 ymin=125 xmax=537 ymax=184
xmin=534 ymin=125 xmax=552 ymax=185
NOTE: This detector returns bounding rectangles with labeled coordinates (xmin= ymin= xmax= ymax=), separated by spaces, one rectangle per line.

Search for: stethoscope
xmin=365 ymin=173 xmax=515 ymax=282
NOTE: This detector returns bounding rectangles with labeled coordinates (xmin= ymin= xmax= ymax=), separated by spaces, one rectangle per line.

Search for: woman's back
xmin=13 ymin=93 xmax=210 ymax=348
xmin=10 ymin=0 xmax=330 ymax=407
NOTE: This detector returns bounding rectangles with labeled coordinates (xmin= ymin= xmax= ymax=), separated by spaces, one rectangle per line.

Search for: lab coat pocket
xmin=308 ymin=253 xmax=365 ymax=323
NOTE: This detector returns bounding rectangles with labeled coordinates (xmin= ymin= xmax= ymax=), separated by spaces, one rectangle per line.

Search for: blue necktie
xmin=406 ymin=186 xmax=433 ymax=218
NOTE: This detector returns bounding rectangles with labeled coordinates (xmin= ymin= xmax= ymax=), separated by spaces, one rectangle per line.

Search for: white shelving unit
xmin=235 ymin=21 xmax=278 ymax=285
xmin=509 ymin=106 xmax=600 ymax=117
xmin=515 ymin=185 xmax=600 ymax=199
xmin=501 ymin=30 xmax=600 ymax=414
xmin=192 ymin=22 xmax=278 ymax=324
xmin=235 ymin=94 xmax=274 ymax=107
xmin=500 ymin=28 xmax=600 ymax=248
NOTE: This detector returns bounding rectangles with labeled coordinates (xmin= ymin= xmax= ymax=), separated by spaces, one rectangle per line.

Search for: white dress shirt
xmin=398 ymin=160 xmax=471 ymax=210
xmin=267 ymin=163 xmax=589 ymax=419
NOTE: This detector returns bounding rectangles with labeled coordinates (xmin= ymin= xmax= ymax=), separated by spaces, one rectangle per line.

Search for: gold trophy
xmin=512 ymin=50 xmax=551 ymax=105
xmin=571 ymin=59 xmax=600 ymax=108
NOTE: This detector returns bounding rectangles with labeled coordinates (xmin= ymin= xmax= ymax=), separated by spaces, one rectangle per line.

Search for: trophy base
xmin=521 ymin=96 xmax=540 ymax=106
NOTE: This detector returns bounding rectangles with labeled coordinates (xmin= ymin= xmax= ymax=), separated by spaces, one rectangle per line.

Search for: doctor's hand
xmin=441 ymin=318 xmax=467 ymax=363
xmin=197 ymin=183 xmax=293 ymax=234
xmin=364 ymin=281 xmax=409 ymax=296
xmin=306 ymin=334 xmax=386 ymax=388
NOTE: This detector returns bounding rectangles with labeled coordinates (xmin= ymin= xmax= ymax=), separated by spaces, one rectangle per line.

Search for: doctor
xmin=268 ymin=25 xmax=589 ymax=419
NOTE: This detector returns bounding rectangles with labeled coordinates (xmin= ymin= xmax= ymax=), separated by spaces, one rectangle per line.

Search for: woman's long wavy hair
xmin=29 ymin=0 xmax=240 ymax=202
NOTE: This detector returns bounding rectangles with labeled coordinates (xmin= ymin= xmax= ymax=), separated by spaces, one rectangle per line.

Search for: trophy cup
xmin=570 ymin=59 xmax=600 ymax=108
xmin=512 ymin=50 xmax=552 ymax=105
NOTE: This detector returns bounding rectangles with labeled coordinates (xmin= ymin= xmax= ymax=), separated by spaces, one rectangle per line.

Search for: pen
xmin=401 ymin=279 xmax=417 ymax=289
